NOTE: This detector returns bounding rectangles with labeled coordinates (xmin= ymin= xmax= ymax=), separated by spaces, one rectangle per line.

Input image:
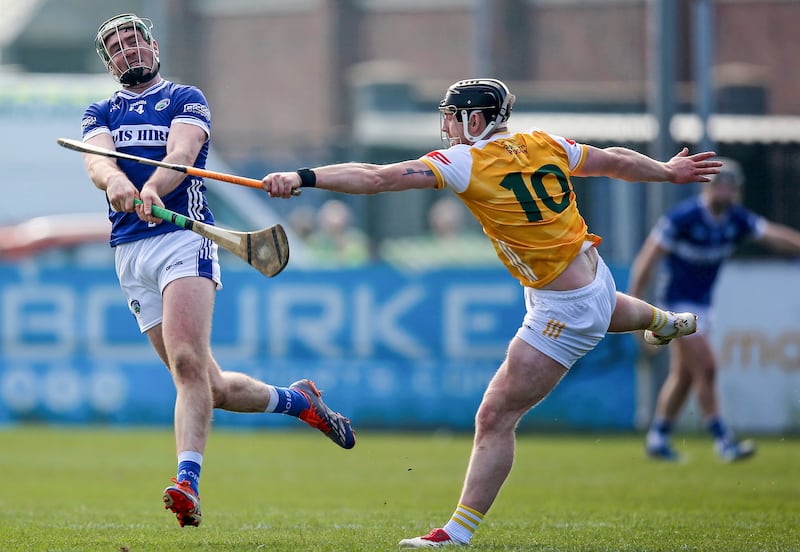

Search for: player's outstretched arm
xmin=576 ymin=146 xmax=722 ymax=184
xmin=628 ymin=235 xmax=667 ymax=300
xmin=262 ymin=160 xmax=437 ymax=198
xmin=757 ymin=221 xmax=800 ymax=256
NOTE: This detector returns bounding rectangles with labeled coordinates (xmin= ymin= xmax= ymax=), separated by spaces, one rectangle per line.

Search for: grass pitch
xmin=0 ymin=426 xmax=797 ymax=551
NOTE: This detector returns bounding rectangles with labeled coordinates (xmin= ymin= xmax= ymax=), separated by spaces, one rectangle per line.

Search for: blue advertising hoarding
xmin=0 ymin=263 xmax=636 ymax=430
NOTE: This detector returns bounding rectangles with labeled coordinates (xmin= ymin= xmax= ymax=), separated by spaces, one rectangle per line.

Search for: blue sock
xmin=652 ymin=417 xmax=672 ymax=436
xmin=706 ymin=417 xmax=729 ymax=442
xmin=271 ymin=386 xmax=310 ymax=417
xmin=177 ymin=460 xmax=201 ymax=496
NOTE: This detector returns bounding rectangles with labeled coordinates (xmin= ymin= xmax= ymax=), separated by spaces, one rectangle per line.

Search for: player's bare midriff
xmin=540 ymin=244 xmax=599 ymax=292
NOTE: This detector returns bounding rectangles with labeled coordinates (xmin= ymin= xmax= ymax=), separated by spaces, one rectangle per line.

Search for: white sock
xmin=442 ymin=503 xmax=484 ymax=544
xmin=646 ymin=430 xmax=666 ymax=449
xmin=263 ymin=385 xmax=279 ymax=413
xmin=178 ymin=450 xmax=203 ymax=465
xmin=648 ymin=307 xmax=673 ymax=335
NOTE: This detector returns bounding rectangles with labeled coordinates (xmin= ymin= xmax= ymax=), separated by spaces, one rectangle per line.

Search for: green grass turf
xmin=0 ymin=426 xmax=797 ymax=551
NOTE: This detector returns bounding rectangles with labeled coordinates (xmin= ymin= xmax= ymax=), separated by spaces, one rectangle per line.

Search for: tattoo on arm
xmin=403 ymin=168 xmax=434 ymax=177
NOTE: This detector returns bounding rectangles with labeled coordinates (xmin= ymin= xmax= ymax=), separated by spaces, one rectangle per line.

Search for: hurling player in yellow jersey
xmin=262 ymin=78 xmax=721 ymax=548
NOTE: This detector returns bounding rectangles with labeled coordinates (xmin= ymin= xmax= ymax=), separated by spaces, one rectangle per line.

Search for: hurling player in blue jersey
xmin=630 ymin=158 xmax=800 ymax=462
xmin=79 ymin=13 xmax=355 ymax=528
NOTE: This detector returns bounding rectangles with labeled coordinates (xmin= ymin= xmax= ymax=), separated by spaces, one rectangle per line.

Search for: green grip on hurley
xmin=133 ymin=199 xmax=194 ymax=230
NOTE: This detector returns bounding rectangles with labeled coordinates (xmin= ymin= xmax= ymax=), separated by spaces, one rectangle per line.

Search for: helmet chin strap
xmin=460 ymin=109 xmax=496 ymax=143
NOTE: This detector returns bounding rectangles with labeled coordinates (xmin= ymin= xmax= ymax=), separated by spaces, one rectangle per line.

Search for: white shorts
xmin=515 ymin=256 xmax=617 ymax=369
xmin=664 ymin=302 xmax=712 ymax=335
xmin=115 ymin=230 xmax=222 ymax=333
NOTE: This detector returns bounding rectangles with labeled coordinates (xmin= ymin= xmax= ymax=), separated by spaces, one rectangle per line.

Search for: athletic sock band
xmin=443 ymin=503 xmax=485 ymax=544
xmin=264 ymin=385 xmax=309 ymax=417
xmin=649 ymin=307 xmax=669 ymax=332
xmin=177 ymin=451 xmax=203 ymax=495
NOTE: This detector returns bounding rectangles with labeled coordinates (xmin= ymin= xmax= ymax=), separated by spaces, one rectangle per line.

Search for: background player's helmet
xmin=710 ymin=157 xmax=744 ymax=188
xmin=95 ymin=13 xmax=160 ymax=86
xmin=439 ymin=79 xmax=515 ymax=144
xmin=705 ymin=157 xmax=744 ymax=211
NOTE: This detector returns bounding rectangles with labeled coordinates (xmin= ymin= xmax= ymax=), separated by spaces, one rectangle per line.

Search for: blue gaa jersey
xmin=651 ymin=196 xmax=766 ymax=306
xmin=81 ymin=79 xmax=213 ymax=247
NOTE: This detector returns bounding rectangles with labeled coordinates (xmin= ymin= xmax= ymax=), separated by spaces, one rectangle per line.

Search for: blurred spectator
xmin=307 ymin=199 xmax=370 ymax=266
xmin=380 ymin=197 xmax=498 ymax=269
xmin=286 ymin=205 xmax=316 ymax=243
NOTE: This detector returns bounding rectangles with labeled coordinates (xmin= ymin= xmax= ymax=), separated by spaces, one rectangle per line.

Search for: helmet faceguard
xmin=438 ymin=78 xmax=515 ymax=146
xmin=95 ymin=13 xmax=160 ymax=86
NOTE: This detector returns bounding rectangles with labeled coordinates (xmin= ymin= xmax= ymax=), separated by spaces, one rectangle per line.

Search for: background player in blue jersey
xmin=79 ymin=13 xmax=355 ymax=528
xmin=629 ymin=158 xmax=800 ymax=462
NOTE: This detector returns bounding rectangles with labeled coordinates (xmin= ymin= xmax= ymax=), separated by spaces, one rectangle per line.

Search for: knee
xmin=169 ymin=346 xmax=208 ymax=385
xmin=670 ymin=366 xmax=692 ymax=388
xmin=697 ymin=359 xmax=717 ymax=384
xmin=207 ymin=371 xmax=228 ymax=408
xmin=474 ymin=396 xmax=517 ymax=436
xmin=676 ymin=353 xmax=716 ymax=385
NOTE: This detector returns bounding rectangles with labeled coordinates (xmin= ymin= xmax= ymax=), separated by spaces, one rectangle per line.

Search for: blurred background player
xmin=629 ymin=158 xmax=800 ymax=462
xmin=262 ymin=78 xmax=721 ymax=547
xmin=80 ymin=13 xmax=354 ymax=528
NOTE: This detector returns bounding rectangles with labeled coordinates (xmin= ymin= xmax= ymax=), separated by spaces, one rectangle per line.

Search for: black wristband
xmin=296 ymin=168 xmax=317 ymax=188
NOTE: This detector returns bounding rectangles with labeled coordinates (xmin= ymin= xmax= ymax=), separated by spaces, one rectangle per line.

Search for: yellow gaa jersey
xmin=419 ymin=128 xmax=601 ymax=288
